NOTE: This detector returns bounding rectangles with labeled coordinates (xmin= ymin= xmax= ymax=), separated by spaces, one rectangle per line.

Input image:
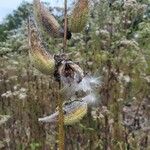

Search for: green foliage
xmin=0 ymin=2 xmax=32 ymax=42
xmin=30 ymin=142 xmax=41 ymax=150
xmin=0 ymin=21 xmax=28 ymax=55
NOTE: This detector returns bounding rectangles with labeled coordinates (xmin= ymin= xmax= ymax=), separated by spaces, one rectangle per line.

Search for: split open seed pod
xmin=33 ymin=0 xmax=71 ymax=39
xmin=57 ymin=60 xmax=84 ymax=84
xmin=28 ymin=16 xmax=55 ymax=75
xmin=68 ymin=0 xmax=89 ymax=33
xmin=38 ymin=100 xmax=87 ymax=125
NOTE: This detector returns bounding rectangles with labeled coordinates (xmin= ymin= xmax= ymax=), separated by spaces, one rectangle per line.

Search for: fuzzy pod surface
xmin=28 ymin=16 xmax=55 ymax=75
xmin=33 ymin=0 xmax=72 ymax=39
xmin=38 ymin=100 xmax=87 ymax=125
xmin=68 ymin=0 xmax=89 ymax=33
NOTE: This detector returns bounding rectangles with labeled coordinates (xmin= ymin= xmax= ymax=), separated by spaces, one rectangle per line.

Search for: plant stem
xmin=58 ymin=0 xmax=68 ymax=149
xmin=63 ymin=0 xmax=67 ymax=51
xmin=58 ymin=82 xmax=64 ymax=150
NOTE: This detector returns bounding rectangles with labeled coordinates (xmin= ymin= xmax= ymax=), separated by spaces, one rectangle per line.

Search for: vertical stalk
xmin=63 ymin=0 xmax=67 ymax=50
xmin=57 ymin=0 xmax=67 ymax=149
xmin=57 ymin=82 xmax=64 ymax=150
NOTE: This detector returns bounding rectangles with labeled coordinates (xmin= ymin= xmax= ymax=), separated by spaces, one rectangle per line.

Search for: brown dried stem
xmin=57 ymin=0 xmax=68 ymax=149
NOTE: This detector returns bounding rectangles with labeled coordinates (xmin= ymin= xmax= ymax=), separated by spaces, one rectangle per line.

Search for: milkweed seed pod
xmin=57 ymin=60 xmax=84 ymax=84
xmin=38 ymin=100 xmax=87 ymax=125
xmin=33 ymin=0 xmax=72 ymax=39
xmin=28 ymin=16 xmax=55 ymax=75
xmin=68 ymin=0 xmax=89 ymax=33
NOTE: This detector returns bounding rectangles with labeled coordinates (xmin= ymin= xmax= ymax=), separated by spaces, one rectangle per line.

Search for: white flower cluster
xmin=119 ymin=39 xmax=139 ymax=50
xmin=0 ymin=115 xmax=11 ymax=125
xmin=1 ymin=87 xmax=27 ymax=100
xmin=118 ymin=72 xmax=131 ymax=83
xmin=123 ymin=0 xmax=137 ymax=9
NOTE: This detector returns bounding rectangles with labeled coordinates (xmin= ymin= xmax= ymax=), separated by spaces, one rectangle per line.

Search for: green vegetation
xmin=0 ymin=2 xmax=31 ymax=41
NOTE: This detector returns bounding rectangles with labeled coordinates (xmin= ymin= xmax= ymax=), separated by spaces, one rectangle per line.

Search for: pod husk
xmin=28 ymin=16 xmax=55 ymax=75
xmin=64 ymin=101 xmax=87 ymax=125
xmin=68 ymin=0 xmax=89 ymax=33
xmin=33 ymin=0 xmax=64 ymax=38
xmin=38 ymin=100 xmax=87 ymax=125
xmin=58 ymin=60 xmax=84 ymax=84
